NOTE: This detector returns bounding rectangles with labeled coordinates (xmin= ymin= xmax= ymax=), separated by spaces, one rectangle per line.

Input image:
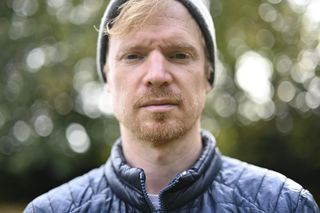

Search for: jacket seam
xmin=254 ymin=169 xmax=268 ymax=202
xmin=87 ymin=172 xmax=96 ymax=194
xmin=225 ymin=162 xmax=274 ymax=212
xmin=234 ymin=185 xmax=268 ymax=213
xmin=293 ymin=188 xmax=304 ymax=213
xmin=98 ymin=172 xmax=108 ymax=193
xmin=233 ymin=162 xmax=248 ymax=187
xmin=188 ymin=200 xmax=267 ymax=212
xmin=67 ymin=182 xmax=77 ymax=209
xmin=85 ymin=173 xmax=95 ymax=202
xmin=273 ymin=177 xmax=287 ymax=213
xmin=46 ymin=193 xmax=55 ymax=213
xmin=31 ymin=202 xmax=35 ymax=213
xmin=69 ymin=193 xmax=109 ymax=213
xmin=214 ymin=179 xmax=268 ymax=213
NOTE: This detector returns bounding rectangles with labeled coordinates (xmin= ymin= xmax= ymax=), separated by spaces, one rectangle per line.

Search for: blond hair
xmin=105 ymin=0 xmax=212 ymax=79
xmin=105 ymin=0 xmax=168 ymax=36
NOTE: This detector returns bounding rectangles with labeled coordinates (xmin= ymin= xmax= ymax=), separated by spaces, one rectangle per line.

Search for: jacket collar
xmin=104 ymin=130 xmax=222 ymax=211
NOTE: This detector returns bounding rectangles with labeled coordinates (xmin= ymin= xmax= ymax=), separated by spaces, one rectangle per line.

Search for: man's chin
xmin=133 ymin=121 xmax=187 ymax=144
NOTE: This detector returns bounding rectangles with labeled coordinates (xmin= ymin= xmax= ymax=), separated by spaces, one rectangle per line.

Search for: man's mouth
xmin=140 ymin=99 xmax=179 ymax=112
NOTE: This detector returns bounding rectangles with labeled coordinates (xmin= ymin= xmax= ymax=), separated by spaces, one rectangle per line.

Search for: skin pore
xmin=105 ymin=1 xmax=211 ymax=194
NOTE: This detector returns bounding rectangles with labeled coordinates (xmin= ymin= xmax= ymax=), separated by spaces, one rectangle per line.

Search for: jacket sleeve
xmin=23 ymin=203 xmax=34 ymax=213
xmin=295 ymin=189 xmax=320 ymax=213
xmin=23 ymin=197 xmax=55 ymax=213
xmin=23 ymin=189 xmax=72 ymax=213
xmin=23 ymin=202 xmax=51 ymax=213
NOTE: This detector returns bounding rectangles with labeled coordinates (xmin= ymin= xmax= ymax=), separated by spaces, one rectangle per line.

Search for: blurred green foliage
xmin=0 ymin=0 xmax=319 ymax=204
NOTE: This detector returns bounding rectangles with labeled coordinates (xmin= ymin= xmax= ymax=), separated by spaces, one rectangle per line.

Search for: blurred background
xmin=0 ymin=0 xmax=319 ymax=211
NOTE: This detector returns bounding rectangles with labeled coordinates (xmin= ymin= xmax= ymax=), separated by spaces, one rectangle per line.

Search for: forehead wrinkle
xmin=118 ymin=34 xmax=200 ymax=54
xmin=143 ymin=13 xmax=203 ymax=48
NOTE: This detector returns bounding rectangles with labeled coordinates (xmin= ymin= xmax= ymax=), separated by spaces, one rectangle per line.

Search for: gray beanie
xmin=96 ymin=0 xmax=217 ymax=85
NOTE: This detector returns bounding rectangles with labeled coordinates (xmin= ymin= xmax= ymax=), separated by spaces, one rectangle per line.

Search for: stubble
xmin=115 ymin=87 xmax=203 ymax=144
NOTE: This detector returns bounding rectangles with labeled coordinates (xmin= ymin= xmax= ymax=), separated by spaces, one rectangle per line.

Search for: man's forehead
xmin=109 ymin=22 xmax=202 ymax=52
xmin=112 ymin=36 xmax=199 ymax=52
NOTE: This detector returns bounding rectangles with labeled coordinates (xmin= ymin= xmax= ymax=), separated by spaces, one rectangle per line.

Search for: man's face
xmin=106 ymin=1 xmax=210 ymax=143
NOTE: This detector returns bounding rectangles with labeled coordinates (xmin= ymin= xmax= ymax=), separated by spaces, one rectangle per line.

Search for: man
xmin=25 ymin=0 xmax=319 ymax=212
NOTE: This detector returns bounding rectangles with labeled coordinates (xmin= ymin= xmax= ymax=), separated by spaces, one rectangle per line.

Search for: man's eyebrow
xmin=115 ymin=45 xmax=147 ymax=59
xmin=117 ymin=40 xmax=200 ymax=56
xmin=163 ymin=40 xmax=198 ymax=51
xmin=162 ymin=41 xmax=200 ymax=58
xmin=118 ymin=44 xmax=146 ymax=52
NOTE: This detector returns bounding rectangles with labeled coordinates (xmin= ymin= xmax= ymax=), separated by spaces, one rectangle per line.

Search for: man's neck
xmin=120 ymin=124 xmax=203 ymax=194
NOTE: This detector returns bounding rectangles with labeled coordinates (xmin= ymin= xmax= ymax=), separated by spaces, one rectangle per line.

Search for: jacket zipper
xmin=158 ymin=171 xmax=189 ymax=212
xmin=139 ymin=170 xmax=157 ymax=212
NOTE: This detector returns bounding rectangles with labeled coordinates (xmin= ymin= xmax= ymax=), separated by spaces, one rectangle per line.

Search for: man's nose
xmin=142 ymin=51 xmax=173 ymax=87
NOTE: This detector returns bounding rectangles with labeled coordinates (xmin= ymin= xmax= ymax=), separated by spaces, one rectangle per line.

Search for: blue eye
xmin=176 ymin=53 xmax=188 ymax=59
xmin=126 ymin=54 xmax=142 ymax=60
xmin=124 ymin=54 xmax=144 ymax=62
xmin=169 ymin=52 xmax=189 ymax=60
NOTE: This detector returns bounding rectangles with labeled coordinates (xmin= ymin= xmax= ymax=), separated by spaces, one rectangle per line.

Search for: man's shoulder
xmin=24 ymin=165 xmax=112 ymax=213
xmin=213 ymin=156 xmax=319 ymax=212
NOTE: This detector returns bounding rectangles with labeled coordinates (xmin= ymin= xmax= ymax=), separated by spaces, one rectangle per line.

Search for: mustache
xmin=134 ymin=88 xmax=182 ymax=107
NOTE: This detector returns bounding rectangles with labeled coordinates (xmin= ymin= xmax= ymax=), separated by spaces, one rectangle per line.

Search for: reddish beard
xmin=115 ymin=86 xmax=202 ymax=144
xmin=117 ymin=87 xmax=190 ymax=144
xmin=133 ymin=87 xmax=182 ymax=110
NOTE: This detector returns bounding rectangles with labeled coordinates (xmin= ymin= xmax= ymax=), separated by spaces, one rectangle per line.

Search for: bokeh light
xmin=66 ymin=123 xmax=90 ymax=153
xmin=236 ymin=51 xmax=273 ymax=104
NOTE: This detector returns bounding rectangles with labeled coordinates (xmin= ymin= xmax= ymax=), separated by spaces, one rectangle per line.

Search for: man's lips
xmin=139 ymin=99 xmax=179 ymax=111
xmin=141 ymin=99 xmax=178 ymax=106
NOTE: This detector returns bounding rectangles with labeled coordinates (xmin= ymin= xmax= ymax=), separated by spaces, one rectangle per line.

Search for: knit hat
xmin=96 ymin=0 xmax=217 ymax=85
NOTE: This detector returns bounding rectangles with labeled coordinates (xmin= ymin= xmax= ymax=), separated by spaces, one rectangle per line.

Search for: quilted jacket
xmin=24 ymin=130 xmax=319 ymax=212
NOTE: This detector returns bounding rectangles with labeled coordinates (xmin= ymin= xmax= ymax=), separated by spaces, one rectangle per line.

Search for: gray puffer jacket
xmin=24 ymin=131 xmax=319 ymax=212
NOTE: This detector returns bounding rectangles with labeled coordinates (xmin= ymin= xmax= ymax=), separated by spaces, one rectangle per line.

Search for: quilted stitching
xmin=23 ymin=133 xmax=319 ymax=213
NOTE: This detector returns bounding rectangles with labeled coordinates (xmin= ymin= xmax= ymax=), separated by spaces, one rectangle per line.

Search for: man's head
xmin=97 ymin=0 xmax=217 ymax=86
xmin=97 ymin=0 xmax=217 ymax=144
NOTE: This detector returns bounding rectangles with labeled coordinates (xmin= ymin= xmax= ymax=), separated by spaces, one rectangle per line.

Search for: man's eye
xmin=169 ymin=53 xmax=189 ymax=60
xmin=124 ymin=54 xmax=144 ymax=61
